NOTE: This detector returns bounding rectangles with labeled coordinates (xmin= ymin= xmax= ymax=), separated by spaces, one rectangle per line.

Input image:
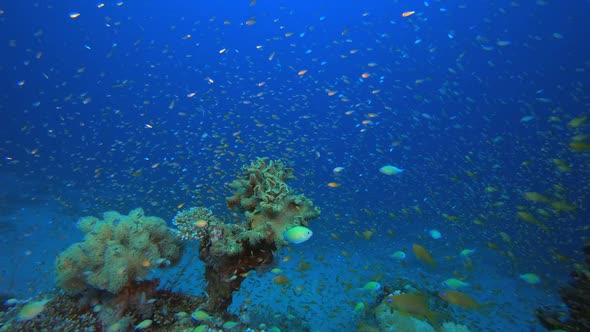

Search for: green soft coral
xmin=55 ymin=208 xmax=182 ymax=294
xmin=226 ymin=157 xmax=321 ymax=247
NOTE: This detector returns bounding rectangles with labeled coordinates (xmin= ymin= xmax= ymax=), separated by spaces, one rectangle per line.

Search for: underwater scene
xmin=1 ymin=0 xmax=589 ymax=331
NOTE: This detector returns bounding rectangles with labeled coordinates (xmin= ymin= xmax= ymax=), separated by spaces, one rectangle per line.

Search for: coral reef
xmin=0 ymin=280 xmax=206 ymax=331
xmin=376 ymin=303 xmax=437 ymax=332
xmin=226 ymin=157 xmax=320 ymax=247
xmin=172 ymin=206 xmax=219 ymax=241
xmin=375 ymin=301 xmax=471 ymax=332
xmin=0 ymin=279 xmax=313 ymax=331
xmin=40 ymin=158 xmax=319 ymax=329
xmin=55 ymin=208 xmax=183 ymax=295
xmin=535 ymin=242 xmax=590 ymax=331
xmin=173 ymin=157 xmax=320 ymax=314
xmin=356 ymin=279 xmax=472 ymax=332
xmin=237 ymin=303 xmax=311 ymax=332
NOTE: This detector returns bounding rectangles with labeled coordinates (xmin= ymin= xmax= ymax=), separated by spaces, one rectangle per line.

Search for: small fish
xmin=175 ymin=312 xmax=188 ymax=318
xmin=353 ymin=301 xmax=365 ymax=313
xmin=438 ymin=290 xmax=492 ymax=313
xmin=17 ymin=298 xmax=51 ymax=322
xmin=134 ymin=319 xmax=152 ymax=330
xmin=194 ymin=219 xmax=208 ymax=227
xmin=459 ymin=249 xmax=475 ymax=257
xmin=222 ymin=321 xmax=239 ymax=329
xmin=283 ymin=226 xmax=313 ymax=244
xmin=519 ymin=273 xmax=541 ymax=285
xmin=402 ymin=11 xmax=415 ymax=17
xmin=155 ymin=258 xmax=171 ymax=266
xmin=4 ymin=298 xmax=23 ymax=306
xmin=379 ymin=165 xmax=404 ymax=175
xmin=193 ymin=326 xmax=208 ymax=332
xmin=361 ymin=281 xmax=381 ymax=292
xmin=443 ymin=278 xmax=470 ymax=289
xmin=272 ymin=275 xmax=290 ymax=285
xmin=428 ymin=229 xmax=442 ymax=239
xmin=332 ymin=166 xmax=345 ymax=173
xmin=570 ymin=141 xmax=590 ymax=151
xmin=191 ymin=309 xmax=212 ymax=321
xmin=524 ymin=192 xmax=550 ymax=203
xmin=391 ymin=251 xmax=406 ymax=260
xmin=567 ymin=115 xmax=587 ymax=128
xmin=412 ymin=243 xmax=436 ymax=266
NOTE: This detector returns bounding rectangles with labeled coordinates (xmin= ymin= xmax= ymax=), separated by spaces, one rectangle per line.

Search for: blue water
xmin=1 ymin=0 xmax=589 ymax=331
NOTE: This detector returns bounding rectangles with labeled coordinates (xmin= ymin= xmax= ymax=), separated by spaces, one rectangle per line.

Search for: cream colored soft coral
xmin=55 ymin=208 xmax=182 ymax=294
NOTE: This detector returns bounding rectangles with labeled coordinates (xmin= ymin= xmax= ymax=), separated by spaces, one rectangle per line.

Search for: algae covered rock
xmin=55 ymin=208 xmax=182 ymax=294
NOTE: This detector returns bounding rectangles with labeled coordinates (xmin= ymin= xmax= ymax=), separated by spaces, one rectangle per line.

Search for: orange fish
xmin=402 ymin=11 xmax=415 ymax=17
xmin=327 ymin=182 xmax=340 ymax=188
xmin=194 ymin=219 xmax=208 ymax=228
xmin=412 ymin=243 xmax=436 ymax=266
xmin=272 ymin=275 xmax=290 ymax=285
xmin=438 ymin=290 xmax=493 ymax=313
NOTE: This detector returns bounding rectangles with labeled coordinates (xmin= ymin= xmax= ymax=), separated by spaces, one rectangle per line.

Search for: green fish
xmin=361 ymin=281 xmax=381 ymax=292
xmin=459 ymin=249 xmax=476 ymax=257
xmin=379 ymin=165 xmax=404 ymax=175
xmin=283 ymin=226 xmax=313 ymax=244
xmin=519 ymin=273 xmax=541 ymax=284
xmin=443 ymin=278 xmax=470 ymax=289
xmin=353 ymin=301 xmax=365 ymax=313
xmin=391 ymin=251 xmax=407 ymax=260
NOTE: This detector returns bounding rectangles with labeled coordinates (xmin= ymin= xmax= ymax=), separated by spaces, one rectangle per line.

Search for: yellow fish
xmin=17 ymin=298 xmax=51 ymax=322
xmin=412 ymin=243 xmax=436 ymax=266
xmin=568 ymin=115 xmax=587 ymax=128
xmin=570 ymin=141 xmax=590 ymax=151
xmin=438 ymin=290 xmax=493 ymax=314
